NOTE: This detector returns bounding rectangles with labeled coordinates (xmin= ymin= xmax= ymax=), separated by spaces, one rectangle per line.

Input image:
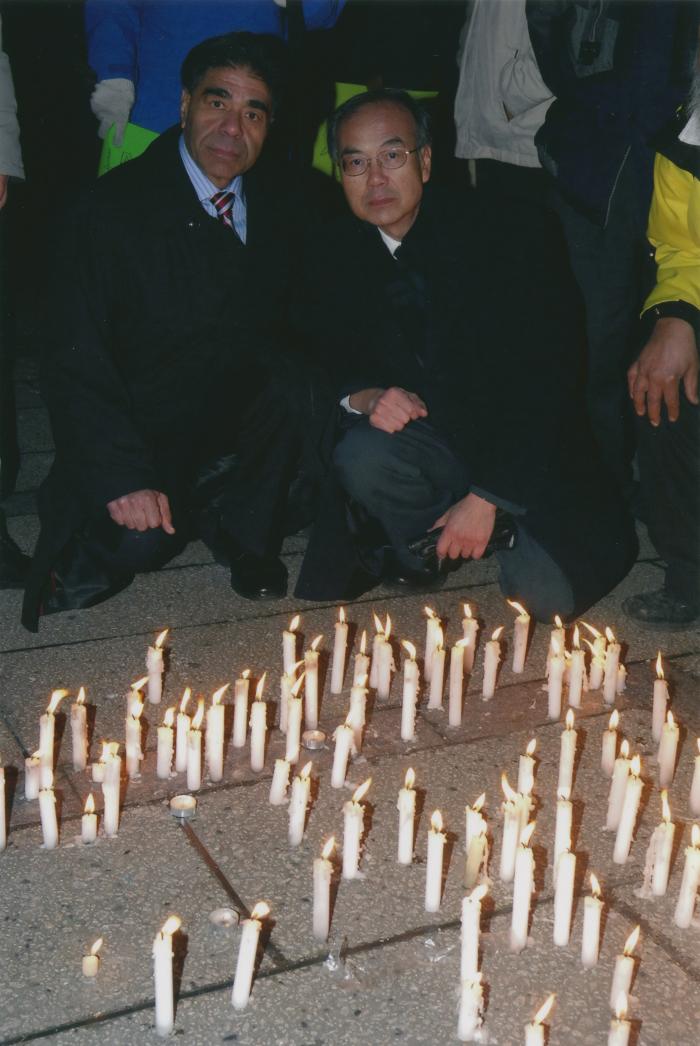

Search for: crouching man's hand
xmin=433 ymin=492 xmax=496 ymax=561
xmin=349 ymin=386 xmax=428 ymax=434
xmin=107 ymin=489 xmax=176 ymax=533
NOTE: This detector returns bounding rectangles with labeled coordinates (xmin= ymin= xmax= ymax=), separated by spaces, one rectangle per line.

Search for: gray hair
xmin=326 ymin=88 xmax=432 ymax=163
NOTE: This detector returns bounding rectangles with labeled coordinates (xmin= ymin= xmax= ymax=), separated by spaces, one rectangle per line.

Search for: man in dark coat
xmin=22 ymin=32 xmax=303 ymax=631
xmin=295 ymin=89 xmax=637 ymax=621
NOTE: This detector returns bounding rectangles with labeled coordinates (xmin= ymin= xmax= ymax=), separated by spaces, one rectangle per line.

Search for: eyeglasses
xmin=340 ymin=147 xmax=420 ymax=177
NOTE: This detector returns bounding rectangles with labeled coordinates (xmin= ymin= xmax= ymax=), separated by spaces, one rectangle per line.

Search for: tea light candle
xmin=343 ymin=778 xmax=371 ymax=879
xmin=347 ymin=675 xmax=367 ymax=753
xmin=81 ymin=793 xmax=97 ymax=843
xmin=331 ymin=718 xmax=354 ymax=789
xmin=233 ymin=669 xmax=251 ymax=747
xmin=424 ymin=607 xmax=441 ymax=683
xmin=400 ymin=642 xmax=419 ymax=742
xmin=508 ymin=600 xmax=530 ymax=674
xmin=232 ymin=903 xmax=268 ymax=1010
xmin=24 ymin=751 xmax=41 ymax=800
xmin=39 ymin=689 xmax=66 ymax=775
xmin=613 ymin=754 xmax=643 ymax=864
xmin=82 ymin=937 xmax=102 ymax=977
xmin=285 ymin=674 xmax=305 ymax=764
xmin=553 ymin=848 xmax=576 ymax=946
xmin=568 ymin=626 xmax=586 ymax=708
xmin=581 ymin=873 xmax=603 ymax=967
xmin=39 ymin=776 xmax=58 ymax=849
xmin=330 ymin=607 xmax=348 ymax=694
xmin=510 ymin=822 xmax=535 ymax=953
xmin=288 ymin=761 xmax=312 ymax=846
xmin=353 ymin=630 xmax=370 ymax=686
xmin=157 ymin=708 xmax=175 ymax=780
xmin=283 ymin=614 xmax=300 ymax=676
xmin=461 ymin=604 xmax=479 ymax=674
xmin=153 ymin=915 xmax=180 ymax=1035
xmin=658 ymin=710 xmax=679 ymax=789
xmin=690 ymin=739 xmax=700 ymax=817
xmin=205 ymin=685 xmax=227 ymax=782
xmin=547 ymin=638 xmax=565 ymax=720
xmin=462 ymin=883 xmax=488 ymax=977
xmin=674 ymin=824 xmax=700 ymax=928
xmin=482 ymin=626 xmax=503 ymax=700
xmin=304 ymin=635 xmax=323 ymax=728
xmin=603 ymin=627 xmax=621 ymax=705
xmin=458 ymin=974 xmax=484 ymax=1043
xmin=70 ymin=687 xmax=88 ymax=772
xmin=425 ymin=810 xmax=446 ymax=912
xmin=376 ymin=616 xmax=394 ymax=700
xmin=397 ymin=768 xmax=416 ymax=865
xmin=609 ymin=926 xmax=639 ymax=1009
xmin=608 ymin=995 xmax=631 ymax=1046
xmin=525 ymin=994 xmax=555 ymax=1046
xmin=652 ymin=652 xmax=669 ymax=743
xmin=269 ymin=758 xmax=290 ymax=805
xmin=448 ymin=638 xmax=468 ymax=726
xmin=464 ymin=793 xmax=488 ymax=890
xmin=175 ymin=688 xmax=191 ymax=773
xmin=557 ymin=710 xmax=577 ymax=799
xmin=249 ymin=675 xmax=267 ymax=773
xmin=518 ymin=739 xmax=537 ymax=796
xmin=313 ymin=837 xmax=335 ymax=940
xmin=186 ymin=699 xmax=205 ymax=791
xmin=147 ymin=628 xmax=168 ymax=704
xmin=427 ymin=627 xmax=445 ymax=709
xmin=169 ymin=794 xmax=196 ymax=819
xmin=606 ymin=739 xmax=630 ymax=831
xmin=602 ymin=710 xmax=620 ymax=777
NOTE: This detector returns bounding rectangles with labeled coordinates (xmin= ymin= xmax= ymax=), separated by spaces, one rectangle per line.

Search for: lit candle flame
xmin=242 ymin=669 xmax=251 ymax=680
xmin=666 ymin=710 xmax=675 ymax=728
xmin=630 ymin=754 xmax=641 ymax=777
xmin=290 ymin=672 xmax=305 ymax=698
xmin=130 ymin=697 xmax=144 ymax=720
xmin=554 ymin=615 xmax=563 ymax=629
xmin=582 ymin=638 xmax=595 ymax=656
xmin=179 ymin=687 xmax=191 ymax=714
xmin=311 ymin=635 xmax=323 ymax=652
xmin=255 ymin=673 xmax=267 ymax=701
xmin=425 ymin=606 xmax=436 ymax=620
xmin=77 ymin=687 xmax=86 ymax=706
xmin=565 ymin=709 xmax=575 ymax=730
xmin=360 ymin=630 xmax=367 ymax=655
xmin=155 ymin=628 xmax=169 ymax=650
xmin=430 ymin=809 xmax=443 ymax=833
xmin=605 ymin=627 xmax=616 ymax=643
xmin=614 ymin=993 xmax=628 ymax=1023
xmin=47 ymin=689 xmax=68 ymax=715
xmin=164 ymin=708 xmax=175 ymax=728
xmin=620 ymin=739 xmax=630 ymax=760
xmin=661 ymin=790 xmax=671 ymax=824
xmin=473 ymin=792 xmax=486 ymax=813
xmin=526 ymin=738 xmax=536 ymax=757
xmin=384 ymin=614 xmax=391 ymax=639
xmin=590 ymin=872 xmax=601 ymax=898
xmin=322 ymin=837 xmax=335 ymax=860
xmin=402 ymin=640 xmax=416 ymax=660
xmin=250 ymin=902 xmax=270 ymax=921
xmin=692 ymin=824 xmax=700 ymax=848
xmin=609 ymin=709 xmax=619 ymax=731
xmin=300 ymin=761 xmax=312 ymax=780
xmin=655 ymin=651 xmax=664 ymax=680
xmin=582 ymin=621 xmax=601 ymax=640
xmin=470 ymin=883 xmax=488 ymax=903
xmin=131 ymin=676 xmax=148 ymax=693
xmin=161 ymin=916 xmax=181 ymax=937
xmin=338 ymin=607 xmax=346 ymax=624
xmin=521 ymin=821 xmax=536 ymax=847
xmin=288 ymin=615 xmax=300 ymax=633
xmin=404 ymin=768 xmax=415 ymax=790
xmin=533 ymin=993 xmax=555 ymax=1025
xmin=212 ymin=684 xmax=229 ymax=706
xmin=85 ymin=793 xmax=95 ymax=814
xmin=507 ymin=600 xmax=528 ymax=617
xmin=491 ymin=626 xmax=503 ymax=641
xmin=373 ymin=612 xmax=384 ymax=633
xmin=352 ymin=778 xmax=371 ymax=804
xmin=623 ymin=926 xmax=640 ymax=956
xmin=90 ymin=937 xmax=103 ymax=956
xmin=501 ymin=773 xmax=518 ymax=803
xmin=463 ymin=603 xmax=472 ymax=619
xmin=191 ymin=699 xmax=205 ymax=731
xmin=573 ymin=624 xmax=580 ymax=649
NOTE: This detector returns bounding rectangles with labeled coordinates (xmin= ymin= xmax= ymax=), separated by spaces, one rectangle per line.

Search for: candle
xmin=283 ymin=614 xmax=300 ymax=676
xmin=24 ymin=751 xmax=41 ymax=800
xmin=525 ymin=994 xmax=555 ymax=1046
xmin=101 ymin=744 xmax=121 ymax=837
xmin=424 ymin=607 xmax=441 ymax=683
xmin=304 ymin=635 xmax=323 ymax=728
xmin=288 ymin=761 xmax=312 ymax=846
xmin=582 ymin=621 xmax=606 ymax=689
xmin=609 ymin=926 xmax=639 ymax=1009
xmin=603 ymin=627 xmax=621 ymax=705
xmin=457 ymin=974 xmax=484 ymax=1043
xmin=146 ymin=628 xmax=168 ymax=704
xmin=157 ymin=708 xmax=175 ymax=780
xmin=376 ymin=615 xmax=394 ymax=700
xmin=427 ymin=626 xmax=445 ymax=709
xmin=342 ymin=778 xmax=371 ymax=879
xmin=425 ymin=810 xmax=446 ymax=912
xmin=462 ymin=883 xmax=488 ymax=977
xmin=464 ymin=793 xmax=488 ymax=889
xmin=518 ymin=739 xmax=537 ymax=796
xmin=645 ymin=791 xmax=675 ymax=897
xmin=81 ymin=793 xmax=97 ymax=843
xmin=39 ymin=775 xmax=58 ymax=849
xmin=70 ymin=687 xmax=88 ymax=772
xmin=233 ymin=669 xmax=251 ymax=747
xmin=82 ymin=937 xmax=102 ymax=978
xmin=547 ymin=638 xmax=565 ymax=719
xmin=548 ymin=614 xmax=565 ymax=663
xmin=568 ymin=626 xmax=587 ymax=708
xmin=39 ymin=689 xmax=66 ymax=776
xmin=175 ymin=688 xmax=191 ymax=774
xmin=652 ymin=652 xmax=669 ymax=743
xmin=331 ymin=718 xmax=354 ymax=789
xmin=369 ymin=613 xmax=384 ymax=689
xmin=613 ymin=755 xmax=643 ymax=863
xmin=205 ymin=685 xmax=227 ymax=782
xmin=285 ymin=673 xmax=305 ymax=764
xmin=232 ymin=903 xmax=268 ymax=1010
xmin=153 ymin=916 xmax=181 ymax=1034
xmin=186 ymin=699 xmax=205 ymax=791
xmin=462 ymin=604 xmax=479 ymax=674
xmin=482 ymin=626 xmax=503 ymax=700
xmin=313 ymin=837 xmax=335 ymax=940
xmin=353 ymin=629 xmax=370 ymax=686
xmin=557 ymin=710 xmax=577 ymax=799
xmin=500 ymin=774 xmax=520 ymax=882
xmin=508 ymin=600 xmax=531 ymax=673
xmin=553 ymin=848 xmax=576 ymax=946
xmin=400 ymin=642 xmax=419 ymax=742
xmin=674 ymin=823 xmax=700 ymax=928
xmin=125 ymin=690 xmax=144 ymax=780
xmin=658 ymin=710 xmax=679 ymax=788
xmin=581 ymin=873 xmax=603 ymax=967
xmin=616 ymin=664 xmax=627 ymax=694
xmin=269 ymin=758 xmax=290 ymax=805
xmin=347 ymin=675 xmax=367 ymax=753
xmin=397 ymin=768 xmax=416 ymax=865
xmin=602 ymin=709 xmax=620 ymax=777
xmin=553 ymin=795 xmax=573 ymax=875
xmin=330 ymin=607 xmax=348 ymax=694
xmin=249 ymin=675 xmax=268 ymax=774
xmin=691 ymin=739 xmax=700 ymax=817
xmin=510 ymin=821 xmax=535 ymax=953
xmin=608 ymin=995 xmax=631 ymax=1046
xmin=606 ymin=739 xmax=630 ymax=831
xmin=448 ymin=638 xmax=468 ymax=725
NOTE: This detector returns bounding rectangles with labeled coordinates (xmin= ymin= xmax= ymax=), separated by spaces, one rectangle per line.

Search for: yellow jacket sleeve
xmin=643 ymin=152 xmax=700 ymax=315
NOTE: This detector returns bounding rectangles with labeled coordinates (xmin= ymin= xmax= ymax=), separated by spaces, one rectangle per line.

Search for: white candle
xmin=70 ymin=687 xmax=88 ymax=772
xmin=461 ymin=604 xmax=479 ymax=674
xmin=282 ymin=614 xmax=300 ymax=676
xmin=500 ymin=775 xmax=520 ymax=882
xmin=548 ymin=615 xmax=566 ymax=666
xmin=376 ymin=616 xmax=394 ymax=700
xmin=448 ymin=639 xmax=468 ymax=726
xmin=397 ymin=768 xmax=416 ymax=865
xmin=232 ymin=903 xmax=268 ymax=1010
xmin=269 ymin=758 xmax=290 ymax=805
xmin=330 ymin=607 xmax=348 ymax=694
xmin=175 ymin=688 xmax=191 ymax=774
xmin=153 ymin=915 xmax=181 ymax=1035
xmin=581 ymin=873 xmax=603 ymax=967
xmin=508 ymin=600 xmax=531 ymax=673
xmin=186 ymin=700 xmax=204 ymax=791
xmin=313 ymin=837 xmax=335 ymax=940
xmin=606 ymin=739 xmax=630 ymax=831
xmin=249 ymin=694 xmax=268 ymax=775
xmin=24 ymin=751 xmax=41 ymax=800
xmin=205 ymin=685 xmax=227 ymax=782
xmin=557 ymin=710 xmax=577 ymax=799
xmin=674 ymin=824 xmax=700 ymax=928
xmin=343 ymin=778 xmax=371 ymax=879
xmin=603 ymin=628 xmax=621 ymax=705
xmin=464 ymin=794 xmax=488 ymax=890
xmin=157 ymin=708 xmax=175 ymax=780
xmin=347 ymin=676 xmax=367 ymax=753
xmin=81 ymin=793 xmax=97 ymax=844
xmin=146 ymin=628 xmax=168 ymax=704
xmin=608 ymin=995 xmax=631 ymax=1046
xmin=518 ymin=739 xmax=537 ymax=796
xmin=457 ymin=975 xmax=484 ymax=1043
xmin=609 ymin=926 xmax=639 ymax=1009
xmin=285 ymin=676 xmax=304 ymax=764
xmin=401 ymin=642 xmax=419 ymax=742
xmin=353 ymin=630 xmax=370 ymax=686
xmin=39 ymin=779 xmax=59 ymax=849
xmin=652 ymin=652 xmax=669 ymax=743
xmin=331 ymin=719 xmax=354 ymax=789
xmin=462 ymin=883 xmax=488 ymax=978
xmin=101 ymin=747 xmax=121 ymax=837
xmin=658 ymin=710 xmax=679 ymax=788
xmin=553 ymin=848 xmax=576 ymax=946
xmin=425 ymin=810 xmax=446 ymax=912
xmin=553 ymin=796 xmax=573 ymax=874
xmin=39 ymin=689 xmax=66 ymax=776
xmin=233 ymin=670 xmax=251 ymax=747
xmin=428 ymin=628 xmax=445 ymax=709
xmin=125 ymin=692 xmax=144 ymax=780
xmin=304 ymin=635 xmax=322 ymax=728
xmin=369 ymin=613 xmax=384 ymax=689
xmin=525 ymin=995 xmax=555 ymax=1046
xmin=288 ymin=761 xmax=311 ymax=846
xmin=648 ymin=792 xmax=675 ymax=897
xmin=690 ymin=739 xmax=700 ymax=816
xmin=616 ymin=664 xmax=627 ymax=694
xmin=547 ymin=638 xmax=565 ymax=719
xmin=613 ymin=755 xmax=643 ymax=863
xmin=568 ymin=626 xmax=586 ymax=708
xmin=602 ymin=709 xmax=620 ymax=777
xmin=510 ymin=822 xmax=535 ymax=953
xmin=482 ymin=626 xmax=503 ymax=700
xmin=582 ymin=621 xmax=606 ymax=688
xmin=424 ymin=607 xmax=441 ymax=682
xmin=82 ymin=937 xmax=102 ymax=978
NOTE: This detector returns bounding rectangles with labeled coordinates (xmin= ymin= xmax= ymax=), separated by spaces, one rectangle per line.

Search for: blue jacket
xmin=86 ymin=0 xmax=345 ymax=132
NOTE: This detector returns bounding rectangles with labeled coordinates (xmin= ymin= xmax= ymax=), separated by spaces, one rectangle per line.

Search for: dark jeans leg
xmin=637 ymin=393 xmax=700 ymax=606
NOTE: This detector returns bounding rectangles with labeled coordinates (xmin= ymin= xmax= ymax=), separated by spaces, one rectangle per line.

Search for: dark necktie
xmin=210 ymin=190 xmax=235 ymax=231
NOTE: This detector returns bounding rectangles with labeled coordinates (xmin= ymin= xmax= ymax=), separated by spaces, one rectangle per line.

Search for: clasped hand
xmin=349 ymin=386 xmax=428 ymax=434
xmin=107 ymin=489 xmax=175 ymax=533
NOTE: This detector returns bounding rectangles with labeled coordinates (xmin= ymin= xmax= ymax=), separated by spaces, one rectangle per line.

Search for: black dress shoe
xmin=622 ymin=588 xmax=699 ymax=629
xmin=230 ymin=550 xmax=288 ymax=600
xmin=382 ymin=549 xmax=445 ymax=591
xmin=0 ymin=532 xmax=31 ymax=589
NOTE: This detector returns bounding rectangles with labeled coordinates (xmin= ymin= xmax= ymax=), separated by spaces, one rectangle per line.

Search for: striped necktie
xmin=211 ymin=190 xmax=235 ymax=231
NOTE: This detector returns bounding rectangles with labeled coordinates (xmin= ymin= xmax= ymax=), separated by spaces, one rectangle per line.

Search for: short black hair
xmin=181 ymin=32 xmax=288 ymax=115
xmin=327 ymin=88 xmax=432 ymax=163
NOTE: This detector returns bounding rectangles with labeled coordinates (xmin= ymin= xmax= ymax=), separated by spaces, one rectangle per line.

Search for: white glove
xmin=90 ymin=78 xmax=135 ymax=147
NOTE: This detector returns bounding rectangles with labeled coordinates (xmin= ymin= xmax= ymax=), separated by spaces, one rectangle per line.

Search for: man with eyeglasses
xmin=295 ymin=89 xmax=637 ymax=621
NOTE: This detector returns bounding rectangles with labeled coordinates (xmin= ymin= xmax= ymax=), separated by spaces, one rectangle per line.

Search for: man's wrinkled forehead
xmin=337 ymin=101 xmax=419 ymax=153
